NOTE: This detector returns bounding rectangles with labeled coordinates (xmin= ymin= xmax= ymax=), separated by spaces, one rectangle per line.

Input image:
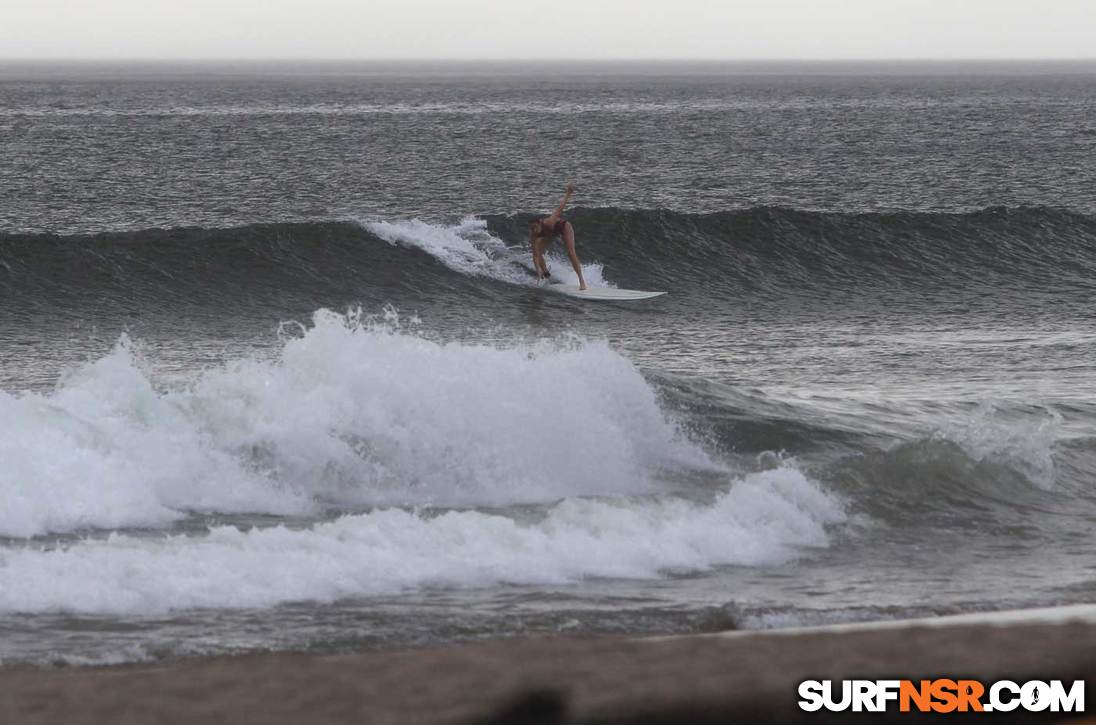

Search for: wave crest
xmin=0 ymin=309 xmax=712 ymax=538
xmin=0 ymin=466 xmax=844 ymax=615
xmin=5 ymin=206 xmax=1096 ymax=309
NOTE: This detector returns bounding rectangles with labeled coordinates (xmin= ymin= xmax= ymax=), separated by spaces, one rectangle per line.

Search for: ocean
xmin=1 ymin=60 xmax=1095 ymax=666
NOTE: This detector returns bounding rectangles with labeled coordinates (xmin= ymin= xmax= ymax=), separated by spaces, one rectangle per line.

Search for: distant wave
xmin=497 ymin=205 xmax=1096 ymax=299
xmin=4 ymin=207 xmax=1096 ymax=311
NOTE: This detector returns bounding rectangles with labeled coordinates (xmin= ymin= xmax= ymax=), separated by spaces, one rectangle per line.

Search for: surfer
xmin=530 ymin=182 xmax=587 ymax=290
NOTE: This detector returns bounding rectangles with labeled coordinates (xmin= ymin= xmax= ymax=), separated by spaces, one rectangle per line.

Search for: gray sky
xmin=3 ymin=0 xmax=1095 ymax=60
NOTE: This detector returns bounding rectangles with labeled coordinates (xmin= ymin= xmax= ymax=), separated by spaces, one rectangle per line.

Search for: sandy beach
xmin=3 ymin=609 xmax=1095 ymax=724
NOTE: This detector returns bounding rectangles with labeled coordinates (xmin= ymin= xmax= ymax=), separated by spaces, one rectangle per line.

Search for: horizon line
xmin=3 ymin=57 xmax=1096 ymax=63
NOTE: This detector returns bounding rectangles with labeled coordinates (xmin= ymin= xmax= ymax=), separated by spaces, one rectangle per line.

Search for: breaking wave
xmin=0 ymin=309 xmax=711 ymax=538
xmin=0 ymin=467 xmax=845 ymax=615
xmin=5 ymin=206 xmax=1096 ymax=312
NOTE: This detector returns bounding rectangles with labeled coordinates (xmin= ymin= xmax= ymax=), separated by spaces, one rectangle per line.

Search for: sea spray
xmin=361 ymin=216 xmax=609 ymax=288
xmin=934 ymin=403 xmax=1059 ymax=490
xmin=0 ymin=309 xmax=710 ymax=537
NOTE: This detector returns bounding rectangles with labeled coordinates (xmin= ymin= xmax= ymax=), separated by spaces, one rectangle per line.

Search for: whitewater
xmin=0 ymin=309 xmax=848 ymax=618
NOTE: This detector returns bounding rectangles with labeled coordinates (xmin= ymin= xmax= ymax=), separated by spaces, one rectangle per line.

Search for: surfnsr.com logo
xmin=798 ymin=679 xmax=1084 ymax=713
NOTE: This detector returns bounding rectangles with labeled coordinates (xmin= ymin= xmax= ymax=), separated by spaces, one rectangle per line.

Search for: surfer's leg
xmin=562 ymin=223 xmax=586 ymax=290
xmin=532 ymin=238 xmax=550 ymax=280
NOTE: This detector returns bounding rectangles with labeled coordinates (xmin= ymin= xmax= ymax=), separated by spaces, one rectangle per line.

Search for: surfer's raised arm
xmin=553 ymin=182 xmax=575 ymax=218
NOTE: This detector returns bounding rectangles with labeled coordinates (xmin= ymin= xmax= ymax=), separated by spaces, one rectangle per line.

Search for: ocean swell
xmin=4 ymin=206 xmax=1096 ymax=311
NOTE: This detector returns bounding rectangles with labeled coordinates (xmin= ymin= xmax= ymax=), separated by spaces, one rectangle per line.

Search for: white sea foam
xmin=0 ymin=310 xmax=708 ymax=537
xmin=935 ymin=403 xmax=1059 ymax=489
xmin=0 ymin=336 xmax=306 ymax=539
xmin=0 ymin=466 xmax=845 ymax=615
xmin=360 ymin=216 xmax=609 ymax=288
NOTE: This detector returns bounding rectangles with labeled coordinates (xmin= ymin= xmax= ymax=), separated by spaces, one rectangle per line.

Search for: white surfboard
xmin=546 ymin=284 xmax=666 ymax=301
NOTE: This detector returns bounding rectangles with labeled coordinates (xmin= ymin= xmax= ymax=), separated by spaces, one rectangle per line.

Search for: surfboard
xmin=546 ymin=284 xmax=666 ymax=301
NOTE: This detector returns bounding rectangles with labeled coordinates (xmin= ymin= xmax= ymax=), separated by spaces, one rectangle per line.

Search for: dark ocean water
xmin=2 ymin=61 xmax=1096 ymax=667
